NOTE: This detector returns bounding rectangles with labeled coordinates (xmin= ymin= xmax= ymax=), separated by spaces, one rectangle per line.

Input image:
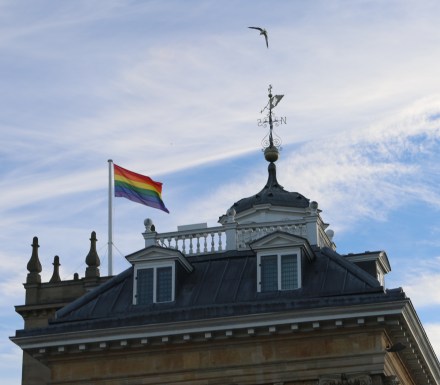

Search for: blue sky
xmin=2 ymin=1 xmax=440 ymax=383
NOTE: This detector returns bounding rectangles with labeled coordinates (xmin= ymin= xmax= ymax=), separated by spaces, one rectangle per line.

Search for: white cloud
xmin=403 ymin=273 xmax=440 ymax=308
xmin=397 ymin=257 xmax=440 ymax=308
xmin=424 ymin=323 xmax=440 ymax=359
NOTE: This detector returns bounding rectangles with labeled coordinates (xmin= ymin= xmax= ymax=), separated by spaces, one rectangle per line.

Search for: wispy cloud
xmin=178 ymin=96 xmax=440 ymax=234
xmin=3 ymin=2 xmax=440 ymax=383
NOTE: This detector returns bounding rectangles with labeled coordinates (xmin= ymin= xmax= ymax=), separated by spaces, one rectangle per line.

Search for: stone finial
xmin=226 ymin=207 xmax=236 ymax=224
xmin=85 ymin=231 xmax=100 ymax=278
xmin=49 ymin=255 xmax=61 ymax=283
xmin=309 ymin=201 xmax=319 ymax=214
xmin=26 ymin=236 xmax=42 ymax=284
xmin=144 ymin=218 xmax=155 ymax=233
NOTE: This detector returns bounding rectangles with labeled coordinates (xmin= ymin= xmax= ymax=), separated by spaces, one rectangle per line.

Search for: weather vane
xmin=258 ymin=85 xmax=286 ymax=162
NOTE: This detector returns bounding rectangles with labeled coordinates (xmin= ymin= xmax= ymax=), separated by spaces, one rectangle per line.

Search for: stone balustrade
xmin=155 ymin=226 xmax=226 ymax=255
xmin=144 ymin=220 xmax=309 ymax=255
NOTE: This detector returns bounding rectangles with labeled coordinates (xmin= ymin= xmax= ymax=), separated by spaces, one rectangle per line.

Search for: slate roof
xmin=232 ymin=162 xmax=310 ymax=214
xmin=16 ymin=245 xmax=406 ymax=338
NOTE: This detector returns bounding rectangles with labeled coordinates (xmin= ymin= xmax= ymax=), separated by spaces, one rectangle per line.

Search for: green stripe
xmin=115 ymin=180 xmax=162 ymax=199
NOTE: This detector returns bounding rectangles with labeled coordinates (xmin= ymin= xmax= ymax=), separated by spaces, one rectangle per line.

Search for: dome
xmin=232 ymin=162 xmax=310 ymax=214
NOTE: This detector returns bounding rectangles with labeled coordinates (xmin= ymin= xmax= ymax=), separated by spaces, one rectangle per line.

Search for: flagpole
xmin=108 ymin=159 xmax=113 ymax=276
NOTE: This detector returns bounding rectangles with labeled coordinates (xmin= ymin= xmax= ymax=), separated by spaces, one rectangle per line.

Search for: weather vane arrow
xmin=257 ymin=85 xmax=286 ymax=153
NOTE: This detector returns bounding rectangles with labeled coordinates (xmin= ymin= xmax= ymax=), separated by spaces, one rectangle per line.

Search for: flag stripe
xmin=115 ymin=183 xmax=163 ymax=201
xmin=115 ymin=186 xmax=169 ymax=212
xmin=114 ymin=174 xmax=162 ymax=196
xmin=114 ymin=165 xmax=163 ymax=191
xmin=113 ymin=164 xmax=169 ymax=213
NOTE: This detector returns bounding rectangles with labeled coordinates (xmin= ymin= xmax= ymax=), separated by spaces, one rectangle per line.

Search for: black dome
xmin=232 ymin=162 xmax=310 ymax=214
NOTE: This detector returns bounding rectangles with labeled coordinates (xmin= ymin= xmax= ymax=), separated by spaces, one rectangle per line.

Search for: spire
xmin=26 ymin=236 xmax=42 ymax=284
xmin=49 ymin=255 xmax=61 ymax=283
xmin=85 ymin=231 xmax=100 ymax=278
xmin=264 ymin=161 xmax=283 ymax=190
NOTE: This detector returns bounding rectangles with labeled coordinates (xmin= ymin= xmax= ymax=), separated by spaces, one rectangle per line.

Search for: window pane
xmin=281 ymin=254 xmax=298 ymax=290
xmin=261 ymin=255 xmax=278 ymax=292
xmin=137 ymin=268 xmax=153 ymax=305
xmin=156 ymin=266 xmax=172 ymax=302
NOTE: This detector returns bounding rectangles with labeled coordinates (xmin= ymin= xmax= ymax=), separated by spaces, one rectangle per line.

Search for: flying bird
xmin=248 ymin=27 xmax=268 ymax=48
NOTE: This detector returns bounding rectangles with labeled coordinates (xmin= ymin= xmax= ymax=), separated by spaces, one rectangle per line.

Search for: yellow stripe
xmin=115 ymin=174 xmax=161 ymax=194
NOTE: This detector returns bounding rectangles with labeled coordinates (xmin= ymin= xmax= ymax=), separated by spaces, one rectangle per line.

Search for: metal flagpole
xmin=108 ymin=159 xmax=113 ymax=276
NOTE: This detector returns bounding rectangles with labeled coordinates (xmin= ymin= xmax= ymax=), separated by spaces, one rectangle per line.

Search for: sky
xmin=2 ymin=0 xmax=440 ymax=383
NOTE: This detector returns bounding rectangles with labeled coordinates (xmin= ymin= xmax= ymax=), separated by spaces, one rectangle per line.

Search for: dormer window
xmin=135 ymin=264 xmax=174 ymax=305
xmin=126 ymin=246 xmax=193 ymax=306
xmin=251 ymin=232 xmax=314 ymax=294
xmin=258 ymin=249 xmax=301 ymax=292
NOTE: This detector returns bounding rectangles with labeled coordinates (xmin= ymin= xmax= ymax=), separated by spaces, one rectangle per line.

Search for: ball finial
xmin=264 ymin=146 xmax=279 ymax=162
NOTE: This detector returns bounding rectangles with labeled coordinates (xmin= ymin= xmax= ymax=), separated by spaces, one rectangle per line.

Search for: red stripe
xmin=114 ymin=164 xmax=162 ymax=192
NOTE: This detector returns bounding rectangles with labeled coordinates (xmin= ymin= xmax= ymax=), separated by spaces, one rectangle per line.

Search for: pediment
xmin=233 ymin=205 xmax=307 ymax=225
xmin=125 ymin=246 xmax=193 ymax=272
xmin=250 ymin=231 xmax=315 ymax=261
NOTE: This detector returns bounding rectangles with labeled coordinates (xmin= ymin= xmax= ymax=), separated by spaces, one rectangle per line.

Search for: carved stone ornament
xmin=318 ymin=373 xmax=372 ymax=385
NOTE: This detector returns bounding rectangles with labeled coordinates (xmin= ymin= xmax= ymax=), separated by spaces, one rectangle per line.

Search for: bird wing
xmin=264 ymin=32 xmax=268 ymax=48
xmin=248 ymin=26 xmax=263 ymax=32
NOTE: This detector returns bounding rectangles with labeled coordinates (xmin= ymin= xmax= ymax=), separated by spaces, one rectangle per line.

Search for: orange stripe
xmin=114 ymin=164 xmax=162 ymax=192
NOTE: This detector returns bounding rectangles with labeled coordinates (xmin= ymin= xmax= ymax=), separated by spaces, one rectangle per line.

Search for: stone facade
xmin=35 ymin=328 xmax=408 ymax=384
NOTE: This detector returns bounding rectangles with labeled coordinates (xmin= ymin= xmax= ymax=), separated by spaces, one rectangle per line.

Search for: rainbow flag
xmin=114 ymin=164 xmax=169 ymax=213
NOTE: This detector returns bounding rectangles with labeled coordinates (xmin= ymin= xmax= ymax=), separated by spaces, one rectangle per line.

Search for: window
xmin=135 ymin=264 xmax=174 ymax=305
xmin=258 ymin=251 xmax=300 ymax=292
xmin=136 ymin=268 xmax=154 ymax=305
xmin=156 ymin=266 xmax=172 ymax=302
xmin=260 ymin=255 xmax=278 ymax=291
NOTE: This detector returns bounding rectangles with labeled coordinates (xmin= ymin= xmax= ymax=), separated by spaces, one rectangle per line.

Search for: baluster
xmin=181 ymin=236 xmax=186 ymax=254
xmin=211 ymin=232 xmax=215 ymax=252
xmin=196 ymin=234 xmax=201 ymax=254
xmin=189 ymin=235 xmax=194 ymax=254
xmin=218 ymin=231 xmax=223 ymax=251
xmin=203 ymin=233 xmax=208 ymax=253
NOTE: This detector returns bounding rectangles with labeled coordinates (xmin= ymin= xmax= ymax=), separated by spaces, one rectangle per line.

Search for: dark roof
xmin=232 ymin=162 xmax=309 ymax=214
xmin=15 ymin=246 xmax=405 ymax=338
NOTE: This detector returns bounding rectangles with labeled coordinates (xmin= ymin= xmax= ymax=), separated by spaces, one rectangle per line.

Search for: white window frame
xmin=133 ymin=261 xmax=175 ymax=305
xmin=257 ymin=248 xmax=301 ymax=293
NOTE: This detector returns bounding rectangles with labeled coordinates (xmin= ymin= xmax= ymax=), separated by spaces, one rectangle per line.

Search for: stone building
xmin=11 ymin=90 xmax=440 ymax=384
